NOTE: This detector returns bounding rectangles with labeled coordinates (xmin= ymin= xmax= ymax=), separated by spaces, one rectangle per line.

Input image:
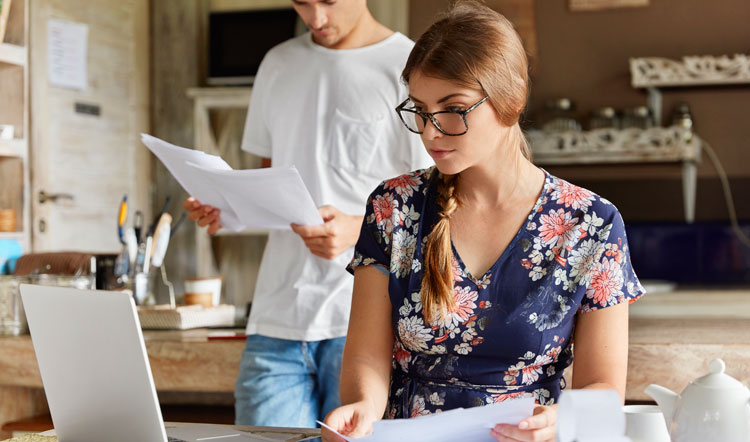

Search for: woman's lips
xmin=428 ymin=149 xmax=454 ymax=159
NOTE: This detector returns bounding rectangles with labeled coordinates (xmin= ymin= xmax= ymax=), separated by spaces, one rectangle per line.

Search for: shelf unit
xmin=0 ymin=0 xmax=30 ymax=253
xmin=529 ymin=126 xmax=701 ymax=223
xmin=529 ymin=54 xmax=750 ymax=224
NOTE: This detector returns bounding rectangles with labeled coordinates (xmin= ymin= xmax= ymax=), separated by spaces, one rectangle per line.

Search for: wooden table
xmin=2 ymin=288 xmax=749 ymax=437
xmin=35 ymin=422 xmax=321 ymax=441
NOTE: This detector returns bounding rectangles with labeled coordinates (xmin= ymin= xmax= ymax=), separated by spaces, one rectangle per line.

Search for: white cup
xmin=184 ymin=277 xmax=223 ymax=306
xmin=624 ymin=405 xmax=671 ymax=442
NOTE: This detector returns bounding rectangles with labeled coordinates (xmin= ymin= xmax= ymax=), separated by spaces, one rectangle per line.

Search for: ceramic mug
xmin=624 ymin=405 xmax=671 ymax=442
xmin=184 ymin=277 xmax=222 ymax=306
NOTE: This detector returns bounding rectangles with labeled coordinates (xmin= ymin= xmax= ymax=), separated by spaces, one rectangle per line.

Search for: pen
xmin=147 ymin=196 xmax=172 ymax=238
xmin=117 ymin=195 xmax=128 ymax=245
xmin=171 ymin=212 xmax=187 ymax=236
xmin=134 ymin=210 xmax=144 ymax=243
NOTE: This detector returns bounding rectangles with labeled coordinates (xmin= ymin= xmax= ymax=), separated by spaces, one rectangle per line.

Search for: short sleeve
xmin=347 ymin=186 xmax=395 ymax=276
xmin=240 ymin=54 xmax=273 ymax=158
xmin=579 ymin=205 xmax=646 ymax=313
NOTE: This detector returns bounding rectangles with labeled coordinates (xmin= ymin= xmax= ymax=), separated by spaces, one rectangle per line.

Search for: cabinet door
xmin=30 ymin=0 xmax=149 ymax=252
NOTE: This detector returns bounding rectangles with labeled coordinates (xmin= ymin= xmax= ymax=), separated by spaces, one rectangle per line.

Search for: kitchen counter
xmin=1 ymin=288 xmax=749 ymax=433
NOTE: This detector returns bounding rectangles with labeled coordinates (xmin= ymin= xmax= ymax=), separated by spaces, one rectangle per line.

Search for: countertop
xmin=1 ymin=288 xmax=749 ymax=402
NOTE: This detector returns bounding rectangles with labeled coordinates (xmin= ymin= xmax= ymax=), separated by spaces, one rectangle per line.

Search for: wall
xmin=410 ymin=0 xmax=750 ymax=222
xmin=529 ymin=0 xmax=750 ymax=222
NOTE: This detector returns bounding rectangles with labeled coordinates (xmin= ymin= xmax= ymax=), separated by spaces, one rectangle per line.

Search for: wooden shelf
xmin=0 ymin=43 xmax=25 ymax=66
xmin=528 ymin=126 xmax=701 ymax=223
xmin=0 ymin=138 xmax=24 ymax=157
xmin=0 ymin=232 xmax=24 ymax=240
xmin=630 ymin=54 xmax=750 ymax=88
xmin=528 ymin=126 xmax=701 ymax=166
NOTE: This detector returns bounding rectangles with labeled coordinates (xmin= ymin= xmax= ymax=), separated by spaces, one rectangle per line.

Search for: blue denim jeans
xmin=234 ymin=334 xmax=346 ymax=427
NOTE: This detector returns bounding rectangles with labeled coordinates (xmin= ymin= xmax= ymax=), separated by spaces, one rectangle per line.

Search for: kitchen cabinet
xmin=0 ymin=0 xmax=29 ymax=252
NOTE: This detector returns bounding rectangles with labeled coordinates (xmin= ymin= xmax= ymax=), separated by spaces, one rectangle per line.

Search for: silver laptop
xmin=21 ymin=284 xmax=248 ymax=442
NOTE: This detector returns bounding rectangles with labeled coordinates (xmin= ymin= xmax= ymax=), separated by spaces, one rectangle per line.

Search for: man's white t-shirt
xmin=241 ymin=32 xmax=432 ymax=341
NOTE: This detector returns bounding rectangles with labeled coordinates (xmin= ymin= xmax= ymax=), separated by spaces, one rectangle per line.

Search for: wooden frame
xmin=569 ymin=0 xmax=649 ymax=11
xmin=0 ymin=0 xmax=12 ymax=42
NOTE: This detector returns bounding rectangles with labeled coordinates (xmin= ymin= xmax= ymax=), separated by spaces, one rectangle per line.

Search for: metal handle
xmin=38 ymin=190 xmax=74 ymax=204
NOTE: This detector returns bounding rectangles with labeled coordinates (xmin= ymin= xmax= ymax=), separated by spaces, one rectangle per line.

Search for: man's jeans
xmin=234 ymin=334 xmax=346 ymax=427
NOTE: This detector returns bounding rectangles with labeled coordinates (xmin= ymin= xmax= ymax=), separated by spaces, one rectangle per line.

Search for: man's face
xmin=292 ymin=0 xmax=366 ymax=48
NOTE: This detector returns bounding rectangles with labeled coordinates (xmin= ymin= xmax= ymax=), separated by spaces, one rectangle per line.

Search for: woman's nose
xmin=421 ymin=119 xmax=443 ymax=140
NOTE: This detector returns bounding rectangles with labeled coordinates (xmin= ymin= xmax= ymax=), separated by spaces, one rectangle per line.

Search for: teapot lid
xmin=691 ymin=359 xmax=746 ymax=390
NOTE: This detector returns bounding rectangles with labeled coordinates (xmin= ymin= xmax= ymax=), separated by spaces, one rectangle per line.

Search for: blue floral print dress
xmin=347 ymin=166 xmax=645 ymax=419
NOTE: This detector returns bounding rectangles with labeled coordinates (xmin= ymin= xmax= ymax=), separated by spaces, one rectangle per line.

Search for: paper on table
xmin=557 ymin=390 xmax=630 ymax=442
xmin=185 ymin=162 xmax=324 ymax=230
xmin=318 ymin=396 xmax=534 ymax=442
xmin=141 ymin=134 xmax=323 ymax=231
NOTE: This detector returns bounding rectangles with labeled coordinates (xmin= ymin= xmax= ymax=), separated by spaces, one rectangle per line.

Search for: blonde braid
xmin=421 ymin=173 xmax=459 ymax=324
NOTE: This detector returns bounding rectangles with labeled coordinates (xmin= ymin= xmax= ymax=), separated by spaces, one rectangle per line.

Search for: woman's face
xmin=408 ymin=71 xmax=511 ymax=176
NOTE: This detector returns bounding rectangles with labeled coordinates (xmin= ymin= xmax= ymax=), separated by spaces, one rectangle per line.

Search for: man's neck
xmin=318 ymin=11 xmax=394 ymax=50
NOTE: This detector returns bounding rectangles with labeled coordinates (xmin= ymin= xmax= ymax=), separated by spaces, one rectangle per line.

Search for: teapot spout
xmin=645 ymin=384 xmax=678 ymax=426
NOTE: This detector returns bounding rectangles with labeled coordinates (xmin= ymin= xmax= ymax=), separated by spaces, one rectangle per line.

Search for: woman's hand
xmin=490 ymin=404 xmax=557 ymax=442
xmin=321 ymin=401 xmax=379 ymax=442
xmin=184 ymin=197 xmax=222 ymax=235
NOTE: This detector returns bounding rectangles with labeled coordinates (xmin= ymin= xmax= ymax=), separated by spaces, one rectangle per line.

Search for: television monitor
xmin=208 ymin=8 xmax=300 ymax=86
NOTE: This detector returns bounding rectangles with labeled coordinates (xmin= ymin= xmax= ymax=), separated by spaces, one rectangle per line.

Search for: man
xmin=185 ymin=0 xmax=431 ymax=428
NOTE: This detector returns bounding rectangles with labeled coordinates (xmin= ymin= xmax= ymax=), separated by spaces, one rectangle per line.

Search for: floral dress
xmin=348 ymin=166 xmax=645 ymax=418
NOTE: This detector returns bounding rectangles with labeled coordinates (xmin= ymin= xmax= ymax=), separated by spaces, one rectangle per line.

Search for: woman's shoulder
xmin=542 ymin=172 xmax=621 ymax=221
xmin=369 ymin=166 xmax=436 ymax=203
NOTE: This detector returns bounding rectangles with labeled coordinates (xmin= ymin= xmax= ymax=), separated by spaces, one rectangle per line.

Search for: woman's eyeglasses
xmin=395 ymin=96 xmax=488 ymax=136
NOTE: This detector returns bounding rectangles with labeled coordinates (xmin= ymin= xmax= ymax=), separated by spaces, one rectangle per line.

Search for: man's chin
xmin=312 ymin=31 xmax=341 ymax=47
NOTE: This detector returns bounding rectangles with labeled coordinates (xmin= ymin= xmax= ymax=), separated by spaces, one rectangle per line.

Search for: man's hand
xmin=184 ymin=197 xmax=222 ymax=235
xmin=291 ymin=205 xmax=363 ymax=260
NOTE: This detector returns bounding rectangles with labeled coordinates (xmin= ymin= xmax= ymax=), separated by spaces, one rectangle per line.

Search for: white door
xmin=30 ymin=0 xmax=150 ymax=253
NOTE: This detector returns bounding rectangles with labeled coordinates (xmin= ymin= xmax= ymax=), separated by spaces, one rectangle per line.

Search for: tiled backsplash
xmin=626 ymin=222 xmax=750 ymax=285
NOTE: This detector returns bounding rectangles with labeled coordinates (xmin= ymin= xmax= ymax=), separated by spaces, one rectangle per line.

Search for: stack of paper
xmin=141 ymin=134 xmax=323 ymax=231
xmin=137 ymin=304 xmax=235 ymax=330
xmin=320 ymin=397 xmax=535 ymax=442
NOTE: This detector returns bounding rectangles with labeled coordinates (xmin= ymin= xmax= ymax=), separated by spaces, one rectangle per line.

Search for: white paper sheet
xmin=186 ymin=163 xmax=324 ymax=229
xmin=319 ymin=397 xmax=534 ymax=442
xmin=48 ymin=18 xmax=88 ymax=90
xmin=557 ymin=390 xmax=630 ymax=442
xmin=141 ymin=134 xmax=323 ymax=231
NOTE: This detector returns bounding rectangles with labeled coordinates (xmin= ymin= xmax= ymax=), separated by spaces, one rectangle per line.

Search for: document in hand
xmin=319 ymin=397 xmax=535 ymax=442
xmin=141 ymin=134 xmax=324 ymax=231
xmin=557 ymin=390 xmax=631 ymax=442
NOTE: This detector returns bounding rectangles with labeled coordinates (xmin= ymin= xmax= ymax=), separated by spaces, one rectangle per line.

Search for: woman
xmin=323 ymin=2 xmax=644 ymax=441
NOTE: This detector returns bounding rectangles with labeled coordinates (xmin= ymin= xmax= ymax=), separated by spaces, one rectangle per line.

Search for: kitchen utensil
xmin=623 ymin=405 xmax=670 ymax=442
xmin=184 ymin=276 xmax=223 ymax=306
xmin=646 ymin=358 xmax=750 ymax=442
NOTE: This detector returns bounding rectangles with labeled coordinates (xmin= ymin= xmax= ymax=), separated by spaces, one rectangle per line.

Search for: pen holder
xmin=132 ymin=271 xmax=156 ymax=306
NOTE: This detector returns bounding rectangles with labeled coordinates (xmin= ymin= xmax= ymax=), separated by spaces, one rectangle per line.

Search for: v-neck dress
xmin=347 ymin=166 xmax=645 ymax=418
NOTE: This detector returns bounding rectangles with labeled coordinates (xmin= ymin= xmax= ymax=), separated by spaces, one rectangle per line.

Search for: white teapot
xmin=645 ymin=358 xmax=750 ymax=442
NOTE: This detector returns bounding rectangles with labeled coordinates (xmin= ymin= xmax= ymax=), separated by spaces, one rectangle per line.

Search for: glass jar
xmin=541 ymin=98 xmax=582 ymax=133
xmin=0 ymin=276 xmax=29 ymax=335
xmin=588 ymin=107 xmax=620 ymax=130
xmin=621 ymin=106 xmax=655 ymax=130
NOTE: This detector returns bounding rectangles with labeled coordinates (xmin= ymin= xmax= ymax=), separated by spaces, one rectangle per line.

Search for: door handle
xmin=38 ymin=190 xmax=75 ymax=204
